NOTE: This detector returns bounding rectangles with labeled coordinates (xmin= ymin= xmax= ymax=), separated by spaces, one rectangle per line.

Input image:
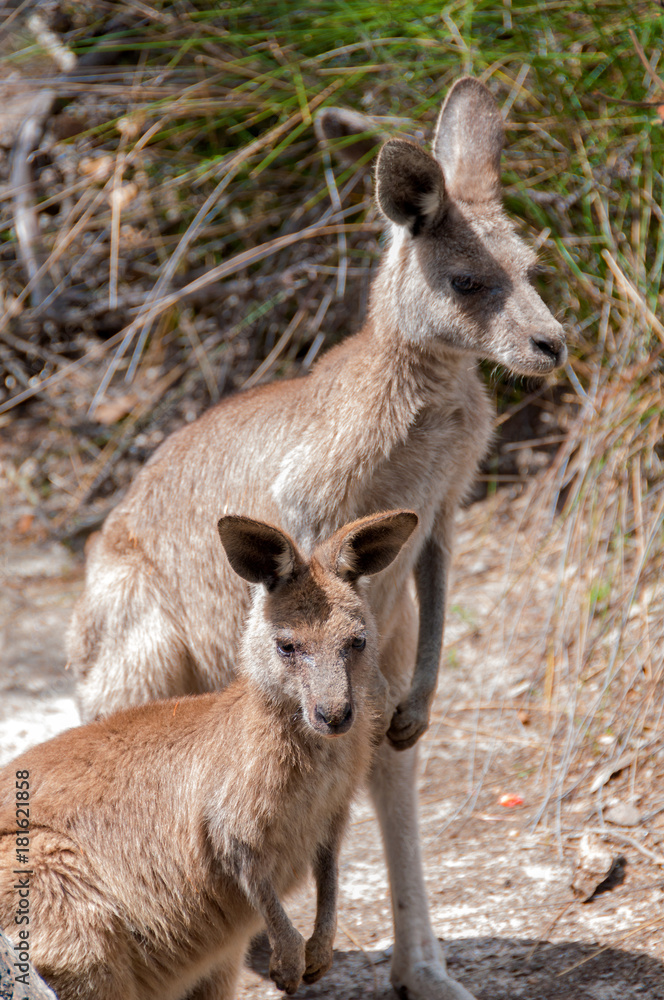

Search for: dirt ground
xmin=1 ymin=450 xmax=663 ymax=1000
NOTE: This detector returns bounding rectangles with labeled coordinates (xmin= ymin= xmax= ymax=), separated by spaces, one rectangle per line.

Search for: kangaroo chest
xmin=371 ymin=397 xmax=490 ymax=512
xmin=268 ymin=372 xmax=491 ymax=550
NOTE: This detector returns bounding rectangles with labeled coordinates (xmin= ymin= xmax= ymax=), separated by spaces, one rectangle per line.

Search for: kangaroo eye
xmin=277 ymin=641 xmax=295 ymax=657
xmin=451 ymin=275 xmax=484 ymax=295
xmin=351 ymin=635 xmax=366 ymax=651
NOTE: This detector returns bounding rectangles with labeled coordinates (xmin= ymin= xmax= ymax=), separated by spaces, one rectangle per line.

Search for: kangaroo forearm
xmin=385 ymin=534 xmax=449 ymax=750
xmin=412 ymin=535 xmax=448 ymax=701
xmin=301 ymin=834 xmax=342 ymax=986
xmin=310 ymin=841 xmax=339 ymax=943
xmin=246 ymin=874 xmax=298 ymax=946
xmin=243 ymin=870 xmax=306 ymax=994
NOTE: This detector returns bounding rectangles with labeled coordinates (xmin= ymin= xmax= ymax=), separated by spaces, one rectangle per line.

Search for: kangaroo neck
xmin=269 ymin=316 xmax=478 ymax=536
xmin=224 ymin=677 xmax=317 ymax=767
xmin=309 ymin=314 xmax=477 ymax=455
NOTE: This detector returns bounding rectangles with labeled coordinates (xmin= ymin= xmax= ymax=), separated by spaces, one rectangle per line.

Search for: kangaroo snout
xmin=312 ymin=699 xmax=354 ymax=736
xmin=530 ymin=329 xmax=567 ymax=368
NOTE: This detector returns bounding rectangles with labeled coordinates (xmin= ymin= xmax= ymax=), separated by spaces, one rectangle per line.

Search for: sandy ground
xmin=1 ymin=493 xmax=663 ymax=999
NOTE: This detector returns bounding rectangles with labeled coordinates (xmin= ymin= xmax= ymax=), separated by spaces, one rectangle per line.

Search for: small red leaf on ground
xmin=499 ymin=793 xmax=524 ymax=808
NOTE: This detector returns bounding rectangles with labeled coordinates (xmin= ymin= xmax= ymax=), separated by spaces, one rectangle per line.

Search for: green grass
xmin=44 ymin=1 xmax=662 ymax=364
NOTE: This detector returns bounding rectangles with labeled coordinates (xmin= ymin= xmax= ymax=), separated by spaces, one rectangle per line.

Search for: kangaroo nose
xmin=530 ymin=333 xmax=566 ymax=367
xmin=314 ymin=702 xmax=353 ymax=735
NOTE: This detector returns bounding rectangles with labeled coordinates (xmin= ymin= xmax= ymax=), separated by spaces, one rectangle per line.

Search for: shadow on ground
xmin=246 ymin=933 xmax=664 ymax=999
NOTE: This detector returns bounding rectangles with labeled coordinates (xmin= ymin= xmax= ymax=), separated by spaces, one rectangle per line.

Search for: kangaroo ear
xmin=376 ymin=139 xmax=446 ymax=233
xmin=217 ymin=516 xmax=298 ymax=590
xmin=329 ymin=510 xmax=419 ymax=582
xmin=433 ymin=76 xmax=504 ymax=203
xmin=315 ymin=107 xmax=382 ymax=165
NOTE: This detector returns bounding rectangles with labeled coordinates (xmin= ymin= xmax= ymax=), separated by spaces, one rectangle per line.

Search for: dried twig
xmin=586 ymin=827 xmax=664 ymax=867
xmin=628 ymin=29 xmax=664 ymax=94
xmin=242 ymin=306 xmax=308 ymax=389
xmin=9 ymin=89 xmax=56 ymax=307
xmin=601 ymin=249 xmax=664 ymax=344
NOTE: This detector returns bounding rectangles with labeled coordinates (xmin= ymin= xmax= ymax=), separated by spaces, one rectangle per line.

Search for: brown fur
xmin=67 ymin=77 xmax=566 ymax=1000
xmin=0 ymin=512 xmax=417 ymax=1000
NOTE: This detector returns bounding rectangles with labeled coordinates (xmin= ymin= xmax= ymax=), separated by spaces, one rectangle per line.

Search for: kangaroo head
xmin=217 ymin=510 xmax=418 ymax=737
xmin=371 ymin=76 xmax=566 ymax=374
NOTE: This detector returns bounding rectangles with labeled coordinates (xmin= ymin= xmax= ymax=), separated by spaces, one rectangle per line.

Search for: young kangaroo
xmin=0 ymin=510 xmax=417 ymax=1000
xmin=68 ymin=77 xmax=566 ymax=1000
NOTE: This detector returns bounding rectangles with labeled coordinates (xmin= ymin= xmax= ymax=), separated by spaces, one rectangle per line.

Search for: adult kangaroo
xmin=69 ymin=77 xmax=566 ymax=1000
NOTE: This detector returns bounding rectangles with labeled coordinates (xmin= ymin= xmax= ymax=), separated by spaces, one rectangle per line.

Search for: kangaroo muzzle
xmin=313 ymin=700 xmax=354 ymax=736
xmin=306 ymin=673 xmax=354 ymax=736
